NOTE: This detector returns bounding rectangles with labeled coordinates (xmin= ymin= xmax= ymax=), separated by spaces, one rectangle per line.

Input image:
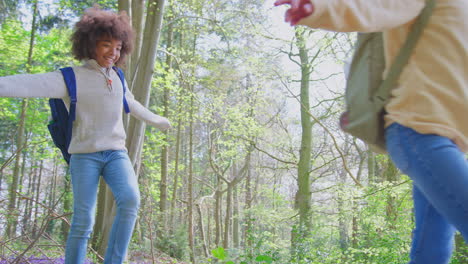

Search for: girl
xmin=0 ymin=6 xmax=170 ymax=264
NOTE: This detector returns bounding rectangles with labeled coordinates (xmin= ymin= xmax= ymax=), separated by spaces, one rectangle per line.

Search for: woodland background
xmin=1 ymin=0 xmax=467 ymax=263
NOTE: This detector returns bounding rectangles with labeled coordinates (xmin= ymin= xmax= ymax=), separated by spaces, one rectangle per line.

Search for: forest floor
xmin=0 ymin=252 xmax=189 ymax=264
xmin=128 ymin=250 xmax=190 ymax=264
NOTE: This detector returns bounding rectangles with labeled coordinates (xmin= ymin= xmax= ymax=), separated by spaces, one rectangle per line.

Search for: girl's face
xmin=94 ymin=36 xmax=122 ymax=68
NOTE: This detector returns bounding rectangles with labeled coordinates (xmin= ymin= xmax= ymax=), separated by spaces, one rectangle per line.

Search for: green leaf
xmin=212 ymin=247 xmax=226 ymax=260
xmin=255 ymin=255 xmax=273 ymax=263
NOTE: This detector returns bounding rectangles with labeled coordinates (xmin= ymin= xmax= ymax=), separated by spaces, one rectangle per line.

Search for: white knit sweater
xmin=0 ymin=60 xmax=170 ymax=154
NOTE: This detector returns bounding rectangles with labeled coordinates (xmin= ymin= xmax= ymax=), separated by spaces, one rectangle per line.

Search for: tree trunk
xmin=294 ymin=27 xmax=313 ymax=242
xmin=232 ymin=185 xmax=240 ymax=248
xmin=351 ymin=152 xmax=366 ymax=248
xmin=159 ymin=18 xmax=174 ymax=231
xmin=244 ymin=156 xmax=252 ymax=249
xmin=168 ymin=22 xmax=185 ymax=223
xmin=215 ymin=179 xmax=223 ymax=247
xmin=118 ymin=0 xmax=130 ymax=14
xmin=188 ymin=88 xmax=196 ymax=263
xmin=21 ymin=157 xmax=35 ymax=236
xmin=32 ymin=155 xmax=44 ymax=238
xmin=196 ymin=203 xmax=209 ymax=257
xmin=61 ymin=166 xmax=71 ymax=242
xmin=6 ymin=99 xmax=27 ymax=238
xmin=46 ymin=160 xmax=58 ymax=235
xmin=0 ymin=169 xmax=3 ymax=190
xmin=126 ymin=0 xmax=166 ymax=167
xmin=15 ymin=148 xmax=27 ymax=232
xmin=367 ymin=148 xmax=376 ymax=185
xmin=169 ymin=116 xmax=182 ymax=226
xmin=129 ymin=0 xmax=145 ymax=84
xmin=223 ymin=182 xmax=232 ymax=249
xmin=337 ymin=170 xmax=349 ymax=251
xmin=385 ymin=159 xmax=399 ymax=229
xmin=207 ymin=205 xmax=212 ymax=248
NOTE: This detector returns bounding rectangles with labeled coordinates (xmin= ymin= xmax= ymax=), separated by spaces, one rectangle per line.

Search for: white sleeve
xmin=299 ymin=0 xmax=426 ymax=32
xmin=125 ymin=89 xmax=171 ymax=130
xmin=0 ymin=71 xmax=68 ymax=99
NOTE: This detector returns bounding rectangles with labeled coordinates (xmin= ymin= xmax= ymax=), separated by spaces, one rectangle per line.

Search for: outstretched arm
xmin=274 ymin=0 xmax=425 ymax=32
xmin=0 ymin=71 xmax=68 ymax=99
xmin=125 ymin=89 xmax=171 ymax=131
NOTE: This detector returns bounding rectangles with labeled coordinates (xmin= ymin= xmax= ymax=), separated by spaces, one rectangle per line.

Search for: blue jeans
xmin=65 ymin=150 xmax=140 ymax=264
xmin=385 ymin=123 xmax=468 ymax=264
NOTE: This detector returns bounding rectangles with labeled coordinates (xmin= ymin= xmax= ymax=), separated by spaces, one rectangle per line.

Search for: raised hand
xmin=274 ymin=0 xmax=314 ymax=26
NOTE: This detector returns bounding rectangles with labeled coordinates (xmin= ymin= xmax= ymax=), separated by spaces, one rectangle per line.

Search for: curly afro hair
xmin=71 ymin=6 xmax=134 ymax=67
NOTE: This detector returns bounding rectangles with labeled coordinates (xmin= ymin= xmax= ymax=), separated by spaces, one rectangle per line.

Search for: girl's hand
xmin=274 ymin=0 xmax=314 ymax=26
xmin=156 ymin=116 xmax=172 ymax=131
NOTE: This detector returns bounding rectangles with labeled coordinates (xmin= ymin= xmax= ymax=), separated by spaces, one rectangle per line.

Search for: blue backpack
xmin=47 ymin=66 xmax=130 ymax=164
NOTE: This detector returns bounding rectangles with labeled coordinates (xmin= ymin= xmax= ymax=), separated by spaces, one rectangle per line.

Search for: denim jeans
xmin=65 ymin=150 xmax=140 ymax=264
xmin=385 ymin=123 xmax=468 ymax=264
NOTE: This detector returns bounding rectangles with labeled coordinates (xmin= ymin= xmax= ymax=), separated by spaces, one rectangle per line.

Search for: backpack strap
xmin=113 ymin=66 xmax=131 ymax=114
xmin=373 ymin=0 xmax=436 ymax=107
xmin=59 ymin=67 xmax=77 ymax=148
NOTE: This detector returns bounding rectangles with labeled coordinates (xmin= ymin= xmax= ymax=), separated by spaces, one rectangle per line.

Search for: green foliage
xmin=212 ymin=247 xmax=227 ymax=260
xmin=0 ymin=19 xmax=31 ymax=75
xmin=30 ymin=27 xmax=75 ymax=72
xmin=217 ymin=198 xmax=292 ymax=263
xmin=0 ymin=18 xmax=74 ymax=74
xmin=281 ymin=177 xmax=414 ymax=264
xmin=157 ymin=225 xmax=190 ymax=260
xmin=57 ymin=0 xmax=118 ymax=16
xmin=208 ymin=246 xmax=276 ymax=264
